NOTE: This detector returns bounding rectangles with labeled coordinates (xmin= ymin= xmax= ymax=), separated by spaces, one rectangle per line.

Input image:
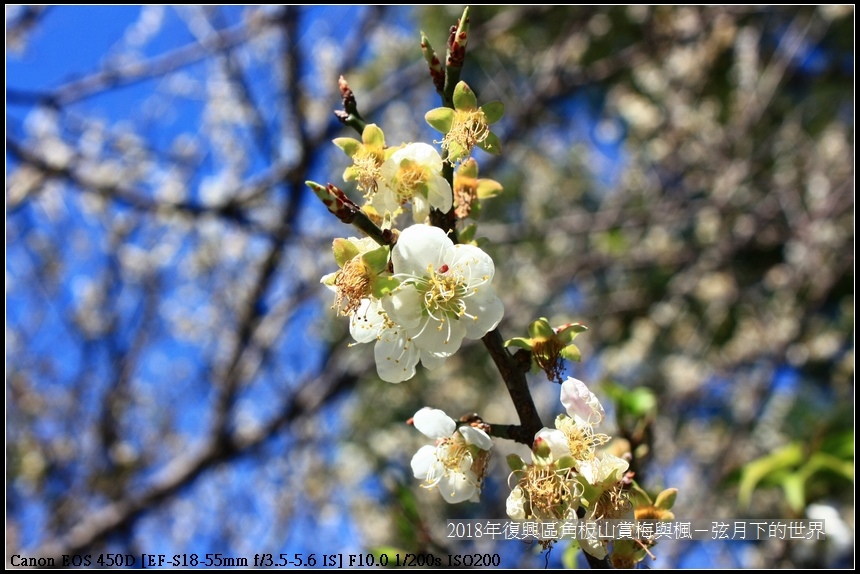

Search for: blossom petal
xmin=534 ymin=427 xmax=571 ymax=461
xmin=412 ymin=314 xmax=467 ymax=355
xmin=447 ymin=243 xmax=494 ymax=281
xmin=579 ymin=453 xmax=629 ymax=487
xmin=426 ymin=173 xmax=453 ymax=213
xmin=412 ymin=193 xmax=430 ymax=223
xmin=413 ymin=407 xmax=456 ymax=439
xmin=390 ymin=142 xmax=443 ymax=172
xmin=560 ymin=377 xmax=605 ymax=425
xmin=349 ymin=299 xmax=385 ymax=343
xmin=459 ymin=426 xmax=492 ymax=450
xmin=374 ymin=325 xmax=419 ymax=383
xmin=371 ymin=179 xmax=402 ymax=213
xmin=392 ymin=224 xmax=450 ymax=277
xmin=580 ymin=536 xmax=608 ymax=560
xmin=438 ymin=470 xmax=478 ymax=503
xmin=462 ymin=287 xmax=504 ymax=338
xmin=411 ymin=445 xmax=438 ymax=478
xmin=382 ymin=284 xmax=423 ymax=329
xmin=419 ymin=348 xmax=448 ymax=371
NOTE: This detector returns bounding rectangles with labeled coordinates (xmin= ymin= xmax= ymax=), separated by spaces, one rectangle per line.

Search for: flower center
xmin=421 ymin=434 xmax=477 ymax=490
xmin=443 ymin=109 xmax=489 ymax=157
xmin=439 ymin=436 xmax=471 ymax=473
xmin=393 ymin=160 xmax=428 ymax=203
xmin=453 ymin=174 xmax=478 ymax=219
xmin=522 ymin=464 xmax=578 ymax=520
xmin=353 ymin=148 xmax=382 ymax=197
xmin=333 ymin=257 xmax=372 ymax=316
xmin=557 ymin=417 xmax=609 ymax=462
xmin=532 ymin=337 xmax=564 ymax=382
xmin=593 ymin=483 xmax=631 ymax=520
xmin=419 ymin=263 xmax=470 ymax=322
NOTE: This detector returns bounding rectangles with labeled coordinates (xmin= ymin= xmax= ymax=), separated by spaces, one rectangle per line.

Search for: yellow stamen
xmin=442 ymin=109 xmax=489 ymax=158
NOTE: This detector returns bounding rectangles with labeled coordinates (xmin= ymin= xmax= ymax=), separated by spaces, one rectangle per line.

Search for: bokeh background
xmin=6 ymin=6 xmax=854 ymax=568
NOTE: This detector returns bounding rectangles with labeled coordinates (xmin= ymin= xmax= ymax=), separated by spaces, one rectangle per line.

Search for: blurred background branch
xmin=7 ymin=6 xmax=853 ymax=568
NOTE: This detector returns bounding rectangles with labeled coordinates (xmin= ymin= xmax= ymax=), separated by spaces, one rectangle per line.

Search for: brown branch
xmin=31 ymin=346 xmax=358 ymax=562
xmin=5 ymin=136 xmax=291 ymax=237
xmin=8 ymin=12 xmax=280 ymax=107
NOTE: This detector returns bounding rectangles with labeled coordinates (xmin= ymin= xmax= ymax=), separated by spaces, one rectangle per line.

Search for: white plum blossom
xmin=373 ymin=143 xmax=453 ymax=223
xmin=383 ymin=224 xmax=504 ymax=362
xmin=560 ymin=377 xmax=605 ymax=425
xmin=349 ymin=298 xmax=420 ymax=383
xmin=410 ymin=407 xmax=492 ymax=503
xmin=532 ymin=378 xmax=609 ymax=467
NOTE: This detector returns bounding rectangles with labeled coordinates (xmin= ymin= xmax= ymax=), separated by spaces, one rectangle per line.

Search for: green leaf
xmin=556 ymin=455 xmax=577 ymax=470
xmin=504 ymin=337 xmax=533 ymax=350
xmin=654 ymin=488 xmax=678 ymax=510
xmin=560 ymin=344 xmax=582 ymax=362
xmin=320 ymin=271 xmax=337 ymax=287
xmin=506 ymin=453 xmax=527 ymax=472
xmin=453 ymin=81 xmax=477 ymax=110
xmin=469 ymin=200 xmax=482 ymax=219
xmin=476 ymin=179 xmax=503 ymax=199
xmin=447 ymin=141 xmax=468 ymax=164
xmin=555 ymin=322 xmax=586 ymax=344
xmin=361 ymin=245 xmax=390 ymax=273
xmin=628 ymin=482 xmax=654 ymax=508
xmin=425 ymin=108 xmax=454 ymax=133
xmin=333 ymin=137 xmax=361 ymax=158
xmin=822 ymin=429 xmax=854 ymax=459
xmin=738 ymin=442 xmax=804 ymax=510
xmin=361 ymin=123 xmax=385 ymax=147
xmin=562 ymin=541 xmax=580 ymax=569
xmin=332 ymin=238 xmax=360 ymax=267
xmin=372 ymin=275 xmax=400 ymax=298
xmin=780 ymin=473 xmax=806 ymax=514
xmin=477 ymin=131 xmax=502 ymax=155
xmin=457 ymin=157 xmax=479 ymax=178
xmin=459 ymin=223 xmax=477 ymax=244
xmin=801 ymin=452 xmax=854 ymax=482
xmin=480 ymin=100 xmax=505 ymax=124
xmin=624 ymin=388 xmax=657 ymax=417
xmin=528 ymin=318 xmax=553 ymax=339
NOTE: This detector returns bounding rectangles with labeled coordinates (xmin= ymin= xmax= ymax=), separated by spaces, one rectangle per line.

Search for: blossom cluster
xmin=505 ymin=377 xmax=632 ymax=559
xmin=317 ymin=81 xmax=505 ymax=384
xmin=323 ymin=224 xmax=504 ymax=383
xmin=311 ymin=43 xmax=676 ymax=566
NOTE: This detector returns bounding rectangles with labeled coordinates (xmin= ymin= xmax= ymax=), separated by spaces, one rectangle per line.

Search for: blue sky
xmin=8 ymin=6 xmax=852 ymax=569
